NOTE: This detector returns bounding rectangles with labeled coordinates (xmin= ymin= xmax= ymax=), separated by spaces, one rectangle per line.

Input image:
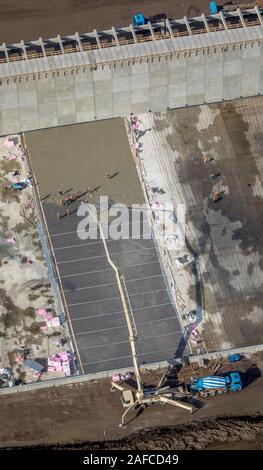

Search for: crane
xmin=90 ymin=210 xmax=193 ymax=427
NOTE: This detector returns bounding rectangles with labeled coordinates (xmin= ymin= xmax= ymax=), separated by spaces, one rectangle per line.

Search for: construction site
xmin=0 ymin=0 xmax=263 ymax=451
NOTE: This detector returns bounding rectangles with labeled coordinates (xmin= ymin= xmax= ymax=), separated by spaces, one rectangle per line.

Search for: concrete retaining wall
xmin=0 ymin=42 xmax=262 ymax=136
xmin=1 ymin=343 xmax=262 ymax=395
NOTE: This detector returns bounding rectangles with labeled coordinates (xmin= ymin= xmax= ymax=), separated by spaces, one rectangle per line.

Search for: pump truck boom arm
xmin=159 ymin=396 xmax=193 ymax=412
xmin=90 ymin=211 xmax=143 ymax=396
xmin=91 ymin=212 xmax=193 ymax=427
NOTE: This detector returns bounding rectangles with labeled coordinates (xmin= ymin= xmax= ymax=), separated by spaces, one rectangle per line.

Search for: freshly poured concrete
xmin=25 ymin=120 xmax=186 ymax=374
xmin=25 ymin=119 xmax=143 ymax=205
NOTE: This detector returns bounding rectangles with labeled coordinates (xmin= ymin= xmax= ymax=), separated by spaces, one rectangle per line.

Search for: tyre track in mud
xmin=5 ymin=416 xmax=263 ymax=450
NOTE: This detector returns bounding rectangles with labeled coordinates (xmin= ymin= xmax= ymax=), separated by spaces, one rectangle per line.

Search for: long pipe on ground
xmin=159 ymin=395 xmax=193 ymax=413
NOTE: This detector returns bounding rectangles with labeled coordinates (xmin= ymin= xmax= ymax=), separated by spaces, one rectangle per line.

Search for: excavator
xmin=90 ymin=213 xmax=193 ymax=427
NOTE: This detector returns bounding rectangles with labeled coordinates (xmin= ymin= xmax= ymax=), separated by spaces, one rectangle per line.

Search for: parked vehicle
xmin=190 ymin=371 xmax=242 ymax=397
xmin=228 ymin=353 xmax=243 ymax=362
xmin=133 ymin=13 xmax=146 ymax=27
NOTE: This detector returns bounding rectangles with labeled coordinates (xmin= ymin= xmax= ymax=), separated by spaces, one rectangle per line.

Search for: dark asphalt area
xmin=25 ymin=120 xmax=186 ymax=375
xmin=0 ymin=0 xmax=209 ymax=43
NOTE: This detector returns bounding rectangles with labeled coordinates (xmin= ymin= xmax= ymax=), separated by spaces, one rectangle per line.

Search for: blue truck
xmin=190 ymin=371 xmax=242 ymax=397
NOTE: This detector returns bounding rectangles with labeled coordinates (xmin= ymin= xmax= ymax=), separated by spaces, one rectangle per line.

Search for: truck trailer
xmin=190 ymin=371 xmax=242 ymax=397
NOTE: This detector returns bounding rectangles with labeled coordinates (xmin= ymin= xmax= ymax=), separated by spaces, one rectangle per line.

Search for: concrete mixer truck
xmin=190 ymin=372 xmax=242 ymax=397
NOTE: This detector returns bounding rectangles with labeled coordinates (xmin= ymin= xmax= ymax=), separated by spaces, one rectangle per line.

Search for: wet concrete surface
xmin=152 ymin=98 xmax=263 ymax=351
xmin=25 ymin=119 xmax=142 ymax=204
xmin=0 ymin=0 xmax=209 ymax=43
xmin=25 ymin=120 xmax=186 ymax=374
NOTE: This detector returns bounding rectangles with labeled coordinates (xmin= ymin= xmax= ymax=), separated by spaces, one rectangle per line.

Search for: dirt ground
xmin=0 ymin=135 xmax=70 ymax=386
xmin=0 ymin=0 xmax=210 ymax=44
xmin=0 ymin=353 xmax=262 ymax=449
xmin=1 ymin=0 xmax=262 ymax=450
xmin=57 ymin=418 xmax=263 ymax=450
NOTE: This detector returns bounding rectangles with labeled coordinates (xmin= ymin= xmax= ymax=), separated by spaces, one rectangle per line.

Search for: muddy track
xmin=4 ymin=416 xmax=263 ymax=450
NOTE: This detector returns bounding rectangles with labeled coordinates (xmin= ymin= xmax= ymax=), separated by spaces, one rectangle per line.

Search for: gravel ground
xmin=0 ymin=135 xmax=68 ymax=385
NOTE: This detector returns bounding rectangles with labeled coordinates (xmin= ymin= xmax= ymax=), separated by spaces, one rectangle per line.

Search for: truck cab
xmin=225 ymin=371 xmax=242 ymax=392
xmin=209 ymin=2 xmax=218 ymax=14
xmin=133 ymin=13 xmax=146 ymax=27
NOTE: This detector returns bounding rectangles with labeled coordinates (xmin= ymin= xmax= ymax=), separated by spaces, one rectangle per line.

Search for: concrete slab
xmin=135 ymin=98 xmax=263 ymax=352
xmin=25 ymin=119 xmax=185 ymax=374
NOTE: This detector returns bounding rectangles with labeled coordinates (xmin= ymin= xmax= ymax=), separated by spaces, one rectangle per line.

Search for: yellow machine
xmin=111 ymin=378 xmax=193 ymax=427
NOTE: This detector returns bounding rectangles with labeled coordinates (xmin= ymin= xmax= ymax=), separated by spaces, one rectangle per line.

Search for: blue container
xmin=228 ymin=353 xmax=242 ymax=362
xmin=210 ymin=2 xmax=218 ymax=14
xmin=133 ymin=13 xmax=145 ymax=27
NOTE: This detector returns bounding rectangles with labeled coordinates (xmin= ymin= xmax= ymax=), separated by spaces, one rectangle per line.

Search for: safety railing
xmin=0 ymin=17 xmax=261 ymax=66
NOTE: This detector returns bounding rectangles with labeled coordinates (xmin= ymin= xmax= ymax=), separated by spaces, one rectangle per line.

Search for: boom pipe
xmin=89 ymin=211 xmax=143 ymax=395
xmin=159 ymin=395 xmax=193 ymax=413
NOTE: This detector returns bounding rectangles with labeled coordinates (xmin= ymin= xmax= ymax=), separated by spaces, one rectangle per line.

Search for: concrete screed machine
xmin=91 ymin=213 xmax=193 ymax=427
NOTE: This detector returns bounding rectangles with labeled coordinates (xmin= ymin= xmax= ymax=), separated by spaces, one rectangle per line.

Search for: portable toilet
xmin=133 ymin=13 xmax=145 ymax=27
xmin=210 ymin=2 xmax=218 ymax=14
